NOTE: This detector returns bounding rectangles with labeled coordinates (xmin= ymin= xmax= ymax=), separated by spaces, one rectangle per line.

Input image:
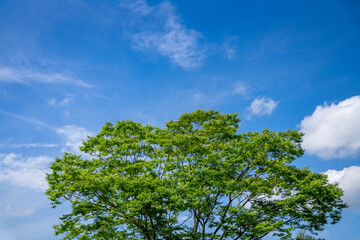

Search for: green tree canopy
xmin=46 ymin=110 xmax=347 ymax=239
xmin=293 ymin=231 xmax=324 ymax=240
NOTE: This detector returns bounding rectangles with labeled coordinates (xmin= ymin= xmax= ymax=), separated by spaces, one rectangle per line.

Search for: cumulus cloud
xmin=248 ymin=97 xmax=278 ymax=117
xmin=0 ymin=153 xmax=51 ymax=191
xmin=56 ymin=125 xmax=93 ymax=154
xmin=300 ymin=96 xmax=360 ymax=159
xmin=0 ymin=66 xmax=90 ymax=88
xmin=120 ymin=0 xmax=207 ymax=69
xmin=324 ymin=166 xmax=360 ymax=210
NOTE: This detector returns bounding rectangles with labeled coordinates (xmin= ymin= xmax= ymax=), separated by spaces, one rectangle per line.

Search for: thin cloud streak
xmin=0 ymin=66 xmax=91 ymax=88
xmin=0 ymin=143 xmax=58 ymax=148
xmin=0 ymin=110 xmax=91 ymax=153
xmin=0 ymin=112 xmax=92 ymax=192
xmin=3 ymin=204 xmax=35 ymax=217
xmin=0 ymin=109 xmax=55 ymax=130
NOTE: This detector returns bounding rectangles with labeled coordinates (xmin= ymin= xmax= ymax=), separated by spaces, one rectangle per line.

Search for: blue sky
xmin=0 ymin=0 xmax=359 ymax=239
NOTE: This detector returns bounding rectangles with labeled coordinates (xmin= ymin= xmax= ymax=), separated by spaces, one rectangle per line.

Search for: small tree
xmin=294 ymin=231 xmax=324 ymax=240
xmin=46 ymin=110 xmax=347 ymax=239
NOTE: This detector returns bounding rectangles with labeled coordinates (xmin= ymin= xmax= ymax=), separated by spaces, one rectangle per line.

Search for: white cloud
xmin=56 ymin=125 xmax=92 ymax=154
xmin=121 ymin=0 xmax=207 ymax=69
xmin=0 ymin=66 xmax=90 ymax=88
xmin=0 ymin=153 xmax=51 ymax=191
xmin=300 ymin=96 xmax=360 ymax=159
xmin=248 ymin=97 xmax=278 ymax=117
xmin=324 ymin=166 xmax=360 ymax=210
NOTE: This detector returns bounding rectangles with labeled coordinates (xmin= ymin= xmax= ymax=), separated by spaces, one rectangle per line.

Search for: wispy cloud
xmin=119 ymin=0 xmax=152 ymax=16
xmin=248 ymin=32 xmax=290 ymax=61
xmin=247 ymin=96 xmax=278 ymax=118
xmin=120 ymin=0 xmax=207 ymax=69
xmin=0 ymin=143 xmax=57 ymax=148
xmin=3 ymin=204 xmax=35 ymax=217
xmin=0 ymin=111 xmax=93 ymax=192
xmin=48 ymin=97 xmax=73 ymax=117
xmin=183 ymin=82 xmax=250 ymax=107
xmin=0 ymin=153 xmax=51 ymax=191
xmin=48 ymin=97 xmax=72 ymax=107
xmin=0 ymin=109 xmax=55 ymax=130
xmin=222 ymin=36 xmax=238 ymax=60
xmin=0 ymin=66 xmax=90 ymax=88
xmin=0 ymin=110 xmax=92 ymax=154
xmin=233 ymin=82 xmax=249 ymax=96
xmin=300 ymin=96 xmax=360 ymax=159
xmin=56 ymin=125 xmax=93 ymax=154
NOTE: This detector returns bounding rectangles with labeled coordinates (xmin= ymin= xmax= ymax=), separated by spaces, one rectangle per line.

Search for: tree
xmin=46 ymin=110 xmax=347 ymax=240
xmin=293 ymin=231 xmax=324 ymax=240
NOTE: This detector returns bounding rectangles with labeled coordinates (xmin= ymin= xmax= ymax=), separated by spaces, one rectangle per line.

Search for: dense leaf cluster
xmin=46 ymin=110 xmax=347 ymax=239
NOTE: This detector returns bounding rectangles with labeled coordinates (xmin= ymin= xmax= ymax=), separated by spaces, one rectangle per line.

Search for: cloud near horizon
xmin=120 ymin=0 xmax=207 ymax=69
xmin=300 ymin=96 xmax=360 ymax=159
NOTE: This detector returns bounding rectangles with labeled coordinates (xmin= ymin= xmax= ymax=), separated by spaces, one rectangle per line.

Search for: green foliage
xmin=46 ymin=110 xmax=347 ymax=239
xmin=293 ymin=231 xmax=324 ymax=240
